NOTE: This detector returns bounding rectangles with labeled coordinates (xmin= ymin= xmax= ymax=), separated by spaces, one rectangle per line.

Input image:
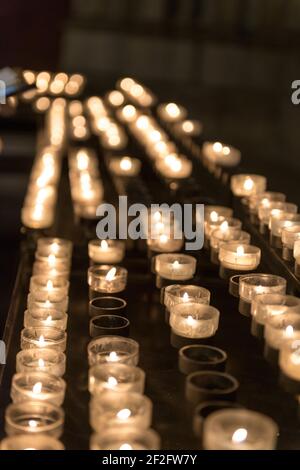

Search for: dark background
xmin=0 ymin=0 xmax=299 ymax=335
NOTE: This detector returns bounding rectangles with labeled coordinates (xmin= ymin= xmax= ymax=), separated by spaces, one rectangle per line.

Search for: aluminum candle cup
xmin=282 ymin=225 xmax=300 ymax=260
xmin=163 ymin=284 xmax=211 ymax=312
xmin=279 ymin=339 xmax=300 ymax=393
xmin=154 ymin=254 xmax=197 ymax=281
xmin=5 ymin=401 xmax=64 ymax=438
xmin=231 ymin=174 xmax=267 ymax=197
xmin=219 ymin=243 xmax=261 ymax=280
xmin=24 ymin=308 xmax=68 ymax=331
xmin=90 ymin=391 xmax=153 ymax=432
xmin=251 ymin=294 xmax=300 ymax=339
xmin=21 ymin=327 xmax=67 ymax=352
xmin=89 ymin=315 xmax=130 ymax=338
xmin=88 ymin=240 xmax=125 ymax=264
xmin=27 ymin=293 xmax=68 ymax=313
xmin=36 ymin=237 xmax=73 ymax=258
xmin=203 ymin=409 xmax=278 ymax=450
xmin=88 ymin=336 xmax=139 ymax=367
xmin=202 ymin=142 xmax=241 ymax=168
xmin=108 ymin=156 xmax=142 ymax=177
xmin=185 ymin=371 xmax=239 ymax=405
xmin=269 ymin=213 xmax=300 ymax=247
xmin=88 ymin=265 xmax=128 ymax=296
xmin=89 ymin=297 xmax=127 ymax=318
xmin=89 ymin=363 xmax=145 ymax=395
xmin=90 ymin=427 xmax=161 ymax=450
xmin=170 ymin=303 xmax=220 ymax=339
xmin=179 ymin=345 xmax=227 ymax=374
xmin=239 ymin=274 xmax=286 ymax=317
xmin=16 ymin=348 xmax=66 ymax=377
xmin=0 ymin=434 xmax=65 ymax=450
xmin=264 ymin=313 xmax=300 ymax=366
xmin=11 ymin=372 xmax=66 ymax=406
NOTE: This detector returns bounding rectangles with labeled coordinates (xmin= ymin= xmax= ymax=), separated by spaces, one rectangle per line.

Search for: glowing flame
xmin=286 ymin=325 xmax=294 ymax=337
xmin=153 ymin=211 xmax=162 ymax=222
xmin=50 ymin=242 xmax=59 ymax=254
xmin=220 ymin=221 xmax=229 ymax=232
xmin=38 ymin=335 xmax=46 ymax=347
xmin=159 ymin=234 xmax=168 ymax=244
xmin=212 ymin=142 xmax=223 ymax=153
xmin=232 ymin=428 xmax=248 ymax=444
xmin=244 ymin=178 xmax=254 ymax=191
xmin=182 ymin=293 xmax=189 ymax=302
xmin=210 ymin=211 xmax=219 ymax=223
xmin=222 ymin=146 xmax=230 ymax=155
xmin=32 ymin=382 xmax=42 ymax=394
xmin=105 ymin=267 xmax=117 ymax=281
xmin=172 ymin=260 xmax=180 ymax=270
xmin=101 ymin=240 xmax=109 ymax=250
xmin=48 ymin=254 xmax=56 ymax=267
xmin=107 ymin=376 xmax=118 ymax=388
xmin=166 ymin=103 xmax=180 ymax=118
xmin=46 ymin=280 xmax=54 ymax=291
xmin=29 ymin=420 xmax=38 ymax=428
xmin=38 ymin=358 xmax=45 ymax=368
xmin=119 ymin=443 xmax=133 ymax=450
xmin=120 ymin=157 xmax=132 ymax=171
xmin=236 ymin=246 xmax=245 ymax=256
xmin=117 ymin=408 xmax=131 ymax=420
xmin=45 ymin=315 xmax=53 ymax=326
xmin=186 ymin=315 xmax=196 ymax=326
xmin=106 ymin=351 xmax=119 ymax=363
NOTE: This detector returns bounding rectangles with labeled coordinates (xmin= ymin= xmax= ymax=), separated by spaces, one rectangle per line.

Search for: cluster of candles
xmin=86 ymin=242 xmax=160 ymax=450
xmin=1 ymin=237 xmax=73 ymax=450
xmin=117 ymin=77 xmax=155 ymax=108
xmin=23 ymin=70 xmax=85 ymax=99
xmin=68 ymin=147 xmax=104 ymax=218
xmin=86 ymin=96 xmax=127 ymax=150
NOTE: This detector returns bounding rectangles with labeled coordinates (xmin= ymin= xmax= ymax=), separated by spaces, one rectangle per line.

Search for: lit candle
xmin=11 ymin=371 xmax=66 ymax=406
xmin=88 ymin=240 xmax=125 ymax=264
xmin=89 ymin=363 xmax=145 ymax=395
xmin=157 ymin=102 xmax=187 ymax=123
xmin=27 ymin=294 xmax=68 ymax=315
xmin=16 ymin=348 xmax=66 ymax=377
xmin=258 ymin=201 xmax=297 ymax=227
xmin=108 ymin=156 xmax=142 ymax=177
xmin=21 ymin=327 xmax=67 ymax=352
xmin=251 ymin=294 xmax=300 ymax=328
xmin=88 ymin=336 xmax=139 ymax=367
xmin=248 ymin=192 xmax=286 ymax=215
xmin=24 ymin=308 xmax=68 ymax=331
xmin=88 ymin=265 xmax=128 ymax=294
xmin=204 ymin=206 xmax=234 ymax=239
xmin=279 ymin=339 xmax=300 ymax=382
xmin=90 ymin=391 xmax=152 ymax=432
xmin=231 ymin=174 xmax=267 ymax=197
xmin=90 ymin=427 xmax=161 ymax=451
xmin=155 ymin=154 xmax=192 ymax=179
xmin=210 ymin=226 xmax=250 ymax=252
xmin=239 ymin=274 xmax=287 ymax=305
xmin=29 ymin=276 xmax=69 ymax=303
xmin=264 ymin=313 xmax=300 ymax=351
xmin=203 ymin=409 xmax=278 ymax=450
xmin=169 ymin=303 xmax=220 ymax=339
xmin=36 ymin=237 xmax=72 ymax=258
xmin=269 ymin=212 xmax=300 ymax=238
xmin=163 ymin=285 xmax=211 ymax=311
xmin=203 ymin=142 xmax=241 ymax=168
xmin=155 ymin=254 xmax=197 ymax=281
xmin=219 ymin=243 xmax=261 ymax=271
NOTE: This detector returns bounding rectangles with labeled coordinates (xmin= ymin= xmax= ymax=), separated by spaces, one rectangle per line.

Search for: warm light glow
xmin=106 ymin=267 xmax=117 ymax=281
xmin=166 ymin=103 xmax=180 ymax=118
xmin=153 ymin=211 xmax=162 ymax=222
xmin=236 ymin=245 xmax=245 ymax=256
xmin=45 ymin=315 xmax=53 ymax=326
xmin=172 ymin=260 xmax=180 ymax=269
xmin=232 ymin=428 xmax=248 ymax=444
xmin=222 ymin=146 xmax=231 ymax=155
xmin=46 ymin=280 xmax=54 ymax=291
xmin=38 ymin=335 xmax=46 ymax=347
xmin=120 ymin=77 xmax=135 ymax=92
xmin=159 ymin=234 xmax=168 ymax=244
xmin=120 ymin=157 xmax=132 ymax=171
xmin=212 ymin=142 xmax=223 ymax=153
xmin=210 ymin=211 xmax=219 ymax=222
xmin=117 ymin=408 xmax=132 ymax=420
xmin=50 ymin=242 xmax=60 ymax=254
xmin=119 ymin=443 xmax=133 ymax=450
xmin=48 ymin=254 xmax=56 ymax=267
xmin=107 ymin=376 xmax=118 ymax=388
xmin=244 ymin=178 xmax=254 ymax=191
xmin=286 ymin=325 xmax=294 ymax=337
xmin=186 ymin=315 xmax=196 ymax=326
xmin=35 ymin=97 xmax=51 ymax=112
xmin=101 ymin=240 xmax=109 ymax=250
xmin=220 ymin=221 xmax=229 ymax=232
xmin=38 ymin=358 xmax=45 ymax=368
xmin=108 ymin=90 xmax=124 ymax=107
xmin=106 ymin=351 xmax=119 ymax=363
xmin=32 ymin=382 xmax=43 ymax=394
xmin=122 ymin=105 xmax=137 ymax=121
xmin=182 ymin=120 xmax=194 ymax=133
xmin=29 ymin=420 xmax=38 ymax=428
xmin=182 ymin=293 xmax=189 ymax=302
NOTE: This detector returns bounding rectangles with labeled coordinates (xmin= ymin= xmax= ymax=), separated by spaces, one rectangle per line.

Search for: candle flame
xmin=222 ymin=146 xmax=230 ymax=155
xmin=153 ymin=211 xmax=162 ymax=222
xmin=182 ymin=293 xmax=189 ymax=302
xmin=106 ymin=267 xmax=117 ymax=281
xmin=32 ymin=382 xmax=42 ymax=394
xmin=286 ymin=325 xmax=294 ymax=337
xmin=46 ymin=280 xmax=54 ymax=291
xmin=45 ymin=300 xmax=52 ymax=309
xmin=51 ymin=242 xmax=59 ymax=254
xmin=186 ymin=315 xmax=196 ymax=326
xmin=48 ymin=254 xmax=56 ymax=267
xmin=45 ymin=315 xmax=53 ymax=325
xmin=107 ymin=376 xmax=118 ymax=388
xmin=210 ymin=211 xmax=219 ymax=222
xmin=232 ymin=428 xmax=248 ymax=444
xmin=212 ymin=142 xmax=223 ymax=153
xmin=106 ymin=351 xmax=119 ymax=363
xmin=29 ymin=420 xmax=38 ymax=428
xmin=120 ymin=157 xmax=132 ymax=171
xmin=101 ymin=240 xmax=109 ymax=250
xmin=172 ymin=260 xmax=180 ymax=269
xmin=117 ymin=408 xmax=131 ymax=420
xmin=38 ymin=358 xmax=45 ymax=368
xmin=38 ymin=335 xmax=46 ymax=347
xmin=236 ymin=245 xmax=245 ymax=256
xmin=244 ymin=178 xmax=254 ymax=191
xmin=159 ymin=234 xmax=168 ymax=244
xmin=119 ymin=443 xmax=133 ymax=450
xmin=220 ymin=221 xmax=229 ymax=232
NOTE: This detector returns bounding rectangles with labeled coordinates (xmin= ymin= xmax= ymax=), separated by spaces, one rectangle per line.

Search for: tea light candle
xmin=239 ymin=274 xmax=287 ymax=304
xmin=279 ymin=339 xmax=300 ymax=385
xmin=155 ymin=154 xmax=192 ymax=179
xmin=21 ymin=327 xmax=67 ymax=352
xmin=90 ymin=391 xmax=152 ymax=432
xmin=251 ymin=294 xmax=300 ymax=328
xmin=29 ymin=276 xmax=69 ymax=303
xmin=90 ymin=427 xmax=160 ymax=450
xmin=27 ymin=293 xmax=68 ymax=314
xmin=231 ymin=174 xmax=267 ymax=197
xmin=264 ymin=312 xmax=300 ymax=351
xmin=270 ymin=212 xmax=300 ymax=238
xmin=203 ymin=142 xmax=241 ymax=168
xmin=108 ymin=156 xmax=142 ymax=177
xmin=211 ymin=227 xmax=250 ymax=252
xmin=170 ymin=303 xmax=220 ymax=339
xmin=37 ymin=237 xmax=72 ymax=258
xmin=0 ymin=434 xmax=65 ymax=450
xmin=24 ymin=308 xmax=68 ymax=331
xmin=157 ymin=102 xmax=187 ymax=123
xmin=282 ymin=225 xmax=300 ymax=260
xmin=88 ymin=336 xmax=139 ymax=367
xmin=5 ymin=401 xmax=64 ymax=438
xmin=248 ymin=192 xmax=286 ymax=215
xmin=88 ymin=240 xmax=125 ymax=264
xmin=16 ymin=348 xmax=66 ymax=377
xmin=204 ymin=206 xmax=234 ymax=239
xmin=219 ymin=243 xmax=261 ymax=271
xmin=163 ymin=285 xmax=211 ymax=311
xmin=179 ymin=345 xmax=227 ymax=374
xmin=147 ymin=233 xmax=183 ymax=253
xmin=11 ymin=372 xmax=66 ymax=406
xmin=32 ymin=260 xmax=70 ymax=280
xmin=155 ymin=254 xmax=197 ymax=281
xmin=88 ymin=265 xmax=128 ymax=295
xmin=258 ymin=201 xmax=297 ymax=227
xmin=89 ymin=363 xmax=145 ymax=395
xmin=203 ymin=409 xmax=278 ymax=450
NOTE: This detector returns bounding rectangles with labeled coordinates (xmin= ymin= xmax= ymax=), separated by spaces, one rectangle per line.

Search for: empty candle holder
xmin=88 ymin=239 xmax=125 ymax=264
xmin=193 ymin=401 xmax=243 ymax=439
xmin=279 ymin=339 xmax=300 ymax=394
xmin=170 ymin=303 xmax=220 ymax=343
xmin=21 ymin=327 xmax=67 ymax=352
xmin=281 ymin=225 xmax=300 ymax=261
xmin=231 ymin=174 xmax=267 ymax=197
xmin=203 ymin=409 xmax=278 ymax=450
xmin=90 ymin=427 xmax=160 ymax=450
xmin=239 ymin=274 xmax=286 ymax=317
xmin=89 ymin=296 xmax=127 ymax=318
xmin=154 ymin=253 xmax=197 ymax=287
xmin=89 ymin=315 xmax=130 ymax=338
xmin=11 ymin=371 xmax=66 ymax=406
xmin=251 ymin=294 xmax=300 ymax=340
xmin=264 ymin=312 xmax=300 ymax=367
xmin=0 ymin=434 xmax=65 ymax=450
xmin=5 ymin=401 xmax=64 ymax=438
xmin=37 ymin=237 xmax=73 ymax=258
xmin=29 ymin=276 xmax=69 ymax=303
xmin=27 ymin=293 xmax=68 ymax=314
xmin=88 ymin=265 xmax=128 ymax=297
xmin=185 ymin=371 xmax=239 ymax=405
xmin=24 ymin=308 xmax=68 ymax=331
xmin=219 ymin=243 xmax=261 ymax=280
xmin=179 ymin=345 xmax=227 ymax=375
xmin=88 ymin=336 xmax=139 ymax=367
xmin=89 ymin=363 xmax=145 ymax=395
xmin=229 ymin=274 xmax=248 ymax=298
xmin=90 ymin=391 xmax=152 ymax=432
xmin=16 ymin=348 xmax=66 ymax=377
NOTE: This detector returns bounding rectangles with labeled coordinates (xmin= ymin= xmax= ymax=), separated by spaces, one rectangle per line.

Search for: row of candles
xmin=23 ymin=70 xmax=85 ymax=99
xmin=1 ymin=238 xmax=73 ymax=450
